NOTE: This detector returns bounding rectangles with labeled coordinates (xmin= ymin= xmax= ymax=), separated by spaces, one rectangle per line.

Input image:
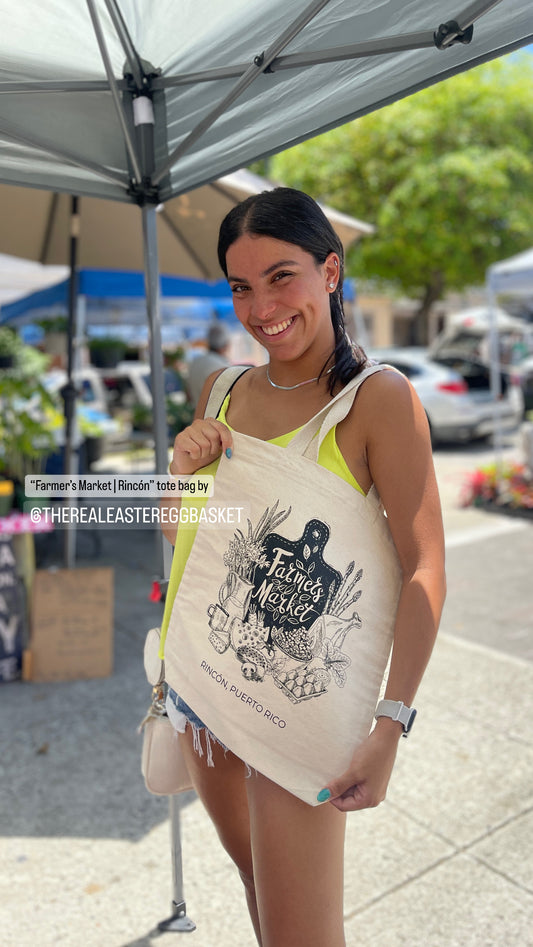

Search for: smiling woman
xmin=160 ymin=188 xmax=446 ymax=947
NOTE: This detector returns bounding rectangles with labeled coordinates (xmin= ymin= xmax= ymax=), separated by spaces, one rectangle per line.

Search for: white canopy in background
xmin=0 ymin=254 xmax=68 ymax=306
xmin=488 ymin=247 xmax=533 ymax=298
xmin=486 ymin=248 xmax=533 ymax=464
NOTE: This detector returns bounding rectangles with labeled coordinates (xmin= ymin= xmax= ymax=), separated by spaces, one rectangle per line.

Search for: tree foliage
xmin=266 ymin=56 xmax=533 ymax=342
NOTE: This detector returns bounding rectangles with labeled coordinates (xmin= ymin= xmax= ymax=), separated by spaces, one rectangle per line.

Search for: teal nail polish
xmin=317 ymin=788 xmax=331 ymax=803
xmin=225 ymin=447 xmax=232 ymax=458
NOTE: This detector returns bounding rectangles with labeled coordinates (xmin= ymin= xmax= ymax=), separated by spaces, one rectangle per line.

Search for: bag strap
xmin=204 ymin=365 xmax=251 ymax=419
xmin=285 ymin=362 xmax=389 ymax=461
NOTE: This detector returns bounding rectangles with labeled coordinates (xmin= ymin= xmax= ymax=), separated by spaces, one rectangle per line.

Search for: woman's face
xmin=225 ymin=234 xmax=338 ymax=364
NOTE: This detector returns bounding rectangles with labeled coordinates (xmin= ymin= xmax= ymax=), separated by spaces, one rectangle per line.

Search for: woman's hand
xmin=319 ymin=720 xmax=402 ymax=812
xmin=170 ymin=417 xmax=233 ymax=476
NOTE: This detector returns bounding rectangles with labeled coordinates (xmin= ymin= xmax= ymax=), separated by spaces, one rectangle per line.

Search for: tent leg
xmin=487 ymin=277 xmax=504 ymax=489
xmin=142 ymin=204 xmax=168 ymax=478
xmin=157 ymin=795 xmax=196 ymax=933
xmin=142 ymin=204 xmax=194 ymax=931
xmin=63 ymin=196 xmax=81 ymax=569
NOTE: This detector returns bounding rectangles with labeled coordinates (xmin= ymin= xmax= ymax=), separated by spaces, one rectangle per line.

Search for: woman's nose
xmin=250 ymin=292 xmax=277 ymax=321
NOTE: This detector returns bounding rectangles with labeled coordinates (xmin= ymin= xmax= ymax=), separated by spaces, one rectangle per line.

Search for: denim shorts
xmin=165 ymin=686 xmax=228 ymax=767
xmin=166 ymin=687 xmax=208 ymax=729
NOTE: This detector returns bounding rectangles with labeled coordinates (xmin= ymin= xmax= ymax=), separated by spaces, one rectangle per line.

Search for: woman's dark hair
xmin=217 ymin=187 xmax=366 ymax=393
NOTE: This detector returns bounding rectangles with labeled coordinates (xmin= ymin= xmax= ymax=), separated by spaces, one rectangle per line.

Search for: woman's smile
xmin=259 ymin=316 xmax=295 ymax=337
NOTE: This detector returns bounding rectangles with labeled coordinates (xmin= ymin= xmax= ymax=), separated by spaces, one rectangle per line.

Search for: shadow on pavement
xmin=0 ymin=526 xmax=197 ymax=842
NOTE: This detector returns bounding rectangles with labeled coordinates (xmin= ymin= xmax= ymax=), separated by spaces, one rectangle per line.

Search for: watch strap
xmin=375 ymin=699 xmax=416 ymax=736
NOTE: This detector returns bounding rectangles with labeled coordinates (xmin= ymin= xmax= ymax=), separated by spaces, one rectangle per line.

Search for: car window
xmin=79 ymin=379 xmax=97 ymax=403
xmin=144 ymin=370 xmax=184 ymax=395
xmin=102 ymin=375 xmax=137 ymax=407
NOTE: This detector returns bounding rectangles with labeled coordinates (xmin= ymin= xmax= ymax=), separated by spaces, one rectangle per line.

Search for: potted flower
xmin=35 ymin=316 xmax=69 ymax=358
xmin=0 ymin=479 xmax=14 ymax=517
xmin=88 ymin=336 xmax=128 ymax=368
xmin=461 ymin=461 xmax=533 ymax=518
xmin=0 ymin=344 xmax=56 ymax=506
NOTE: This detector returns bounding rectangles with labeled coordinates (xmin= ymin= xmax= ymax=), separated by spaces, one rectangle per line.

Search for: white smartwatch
xmin=375 ymin=699 xmax=417 ymax=737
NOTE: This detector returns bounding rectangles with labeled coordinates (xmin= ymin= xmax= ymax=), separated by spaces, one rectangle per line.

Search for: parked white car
xmin=369 ymin=348 xmax=524 ymax=445
xmin=97 ymin=361 xmax=186 ymax=410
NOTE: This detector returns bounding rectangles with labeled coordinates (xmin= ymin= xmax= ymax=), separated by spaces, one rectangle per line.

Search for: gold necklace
xmin=266 ymin=364 xmax=335 ymax=391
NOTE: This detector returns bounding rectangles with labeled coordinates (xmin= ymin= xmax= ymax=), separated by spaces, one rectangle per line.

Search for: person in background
xmin=186 ymin=321 xmax=231 ymax=407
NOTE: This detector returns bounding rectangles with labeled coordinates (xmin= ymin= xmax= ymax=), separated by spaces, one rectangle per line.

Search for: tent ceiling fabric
xmin=0 ymin=0 xmax=530 ymax=205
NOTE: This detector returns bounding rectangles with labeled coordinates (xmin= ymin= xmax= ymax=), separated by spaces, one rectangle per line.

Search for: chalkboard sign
xmin=0 ymin=536 xmax=26 ymax=683
xmin=29 ymin=568 xmax=114 ymax=682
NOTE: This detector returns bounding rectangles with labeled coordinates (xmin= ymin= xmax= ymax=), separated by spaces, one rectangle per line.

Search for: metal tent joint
xmin=123 ymin=62 xmax=162 ymax=96
xmin=434 ymin=19 xmax=474 ymax=49
xmin=127 ymin=177 xmax=161 ymax=206
xmin=253 ymin=51 xmax=275 ymax=74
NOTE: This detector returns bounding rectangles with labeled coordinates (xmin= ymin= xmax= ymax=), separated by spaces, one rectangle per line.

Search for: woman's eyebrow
xmin=227 ymin=259 xmax=300 ymax=282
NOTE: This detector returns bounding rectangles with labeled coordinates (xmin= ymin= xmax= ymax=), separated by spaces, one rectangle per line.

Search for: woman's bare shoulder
xmin=346 ymin=365 xmax=428 ymax=438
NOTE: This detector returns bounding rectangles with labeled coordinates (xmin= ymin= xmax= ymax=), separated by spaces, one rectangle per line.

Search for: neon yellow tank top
xmin=159 ymin=393 xmax=365 ymax=653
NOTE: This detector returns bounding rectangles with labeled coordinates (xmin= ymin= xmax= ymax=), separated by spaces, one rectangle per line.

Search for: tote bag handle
xmin=204 ymin=365 xmax=250 ymax=418
xmin=286 ymin=362 xmax=388 ymax=461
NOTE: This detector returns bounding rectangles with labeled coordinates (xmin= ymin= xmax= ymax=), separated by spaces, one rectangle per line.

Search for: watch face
xmin=405 ymin=708 xmax=417 ymax=732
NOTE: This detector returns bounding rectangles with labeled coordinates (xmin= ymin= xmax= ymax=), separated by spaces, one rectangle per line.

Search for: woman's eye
xmin=273 ymin=271 xmax=292 ymax=282
xmin=230 ymin=284 xmax=248 ymax=295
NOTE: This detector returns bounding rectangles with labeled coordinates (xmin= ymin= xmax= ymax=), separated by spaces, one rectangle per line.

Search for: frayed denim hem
xmin=165 ymin=688 xmax=226 ymax=769
xmin=165 ymin=687 xmax=251 ymax=775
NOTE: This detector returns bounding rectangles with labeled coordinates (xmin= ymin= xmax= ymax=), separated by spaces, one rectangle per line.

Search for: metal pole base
xmin=158 ymin=900 xmax=196 ymax=933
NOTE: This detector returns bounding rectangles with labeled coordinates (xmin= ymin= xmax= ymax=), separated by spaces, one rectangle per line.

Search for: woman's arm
xmin=160 ymin=368 xmax=233 ymax=545
xmin=324 ymin=370 xmax=446 ymax=811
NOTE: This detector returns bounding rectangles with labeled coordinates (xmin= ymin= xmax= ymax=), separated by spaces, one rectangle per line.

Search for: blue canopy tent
xmin=1 ymin=266 xmax=237 ymax=355
xmin=1 ymin=267 xmax=234 ymax=326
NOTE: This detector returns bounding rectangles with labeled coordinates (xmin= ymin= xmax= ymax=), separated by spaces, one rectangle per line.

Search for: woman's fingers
xmin=171 ymin=418 xmax=233 ymax=473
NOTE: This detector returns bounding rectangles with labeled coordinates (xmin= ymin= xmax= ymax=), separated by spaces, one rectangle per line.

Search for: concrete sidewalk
xmin=1 ymin=475 xmax=532 ymax=944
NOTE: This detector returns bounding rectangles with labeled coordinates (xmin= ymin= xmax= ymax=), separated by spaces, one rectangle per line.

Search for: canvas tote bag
xmin=164 ymin=363 xmax=402 ymax=805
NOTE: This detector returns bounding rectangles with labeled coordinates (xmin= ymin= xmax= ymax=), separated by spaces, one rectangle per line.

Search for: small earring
xmin=329 ymin=282 xmax=335 ymax=289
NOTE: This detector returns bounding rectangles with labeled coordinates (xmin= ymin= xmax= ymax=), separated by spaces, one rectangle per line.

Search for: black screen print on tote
xmin=206 ymin=504 xmax=366 ymax=705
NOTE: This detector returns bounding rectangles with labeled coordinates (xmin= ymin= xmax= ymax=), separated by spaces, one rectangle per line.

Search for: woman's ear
xmin=325 ymin=253 xmax=340 ymax=292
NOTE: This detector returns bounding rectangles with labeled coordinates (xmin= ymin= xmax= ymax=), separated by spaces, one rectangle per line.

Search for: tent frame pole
xmin=152 ymin=0 xmax=333 ymax=184
xmin=86 ymin=0 xmax=142 ymax=184
xmin=141 ymin=205 xmax=168 ymax=479
xmin=62 ymin=196 xmax=81 ymax=569
xmin=487 ymin=269 xmax=504 ymax=492
xmin=102 ymin=0 xmax=145 ymax=90
xmin=141 ymin=203 xmax=195 ymax=935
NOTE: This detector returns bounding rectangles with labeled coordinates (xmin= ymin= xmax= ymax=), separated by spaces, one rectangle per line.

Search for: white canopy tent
xmin=488 ymin=247 xmax=533 ymax=299
xmin=486 ymin=249 xmax=533 ymax=467
xmin=0 ymin=254 xmax=69 ymax=307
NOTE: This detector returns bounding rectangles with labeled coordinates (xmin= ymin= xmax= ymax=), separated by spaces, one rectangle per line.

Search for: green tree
xmin=266 ymin=56 xmax=533 ymax=344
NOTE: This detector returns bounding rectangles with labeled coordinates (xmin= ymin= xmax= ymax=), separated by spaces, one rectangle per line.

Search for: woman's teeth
xmin=261 ymin=317 xmax=294 ymax=336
